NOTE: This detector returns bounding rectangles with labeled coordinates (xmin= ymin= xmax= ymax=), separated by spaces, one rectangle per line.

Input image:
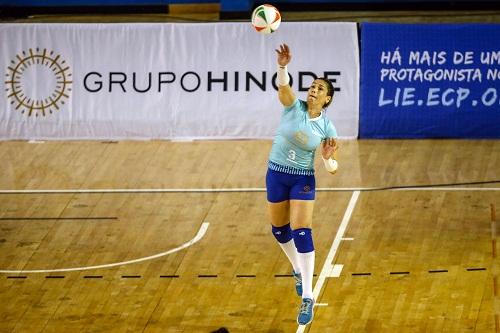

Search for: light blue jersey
xmin=268 ymin=99 xmax=338 ymax=174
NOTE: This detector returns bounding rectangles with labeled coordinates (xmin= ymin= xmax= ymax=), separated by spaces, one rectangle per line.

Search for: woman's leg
xmin=267 ymin=201 xmax=302 ymax=276
xmin=267 ymin=200 xmax=290 ymax=227
xmin=289 ymin=199 xmax=315 ymax=299
xmin=266 ymin=169 xmax=302 ymax=276
xmin=290 ymin=199 xmax=316 ymax=325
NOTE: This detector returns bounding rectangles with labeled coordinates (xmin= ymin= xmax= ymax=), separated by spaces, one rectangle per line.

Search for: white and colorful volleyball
xmin=251 ymin=4 xmax=281 ymax=34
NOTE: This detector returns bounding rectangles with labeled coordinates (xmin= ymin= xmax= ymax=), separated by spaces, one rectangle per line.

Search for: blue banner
xmin=360 ymin=23 xmax=500 ymax=138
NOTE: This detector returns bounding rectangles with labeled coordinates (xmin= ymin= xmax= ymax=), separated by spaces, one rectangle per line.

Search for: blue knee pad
xmin=292 ymin=228 xmax=314 ymax=253
xmin=272 ymin=224 xmax=293 ymax=243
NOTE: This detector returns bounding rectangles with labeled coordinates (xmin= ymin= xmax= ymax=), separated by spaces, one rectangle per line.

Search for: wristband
xmin=322 ymin=156 xmax=338 ymax=172
xmin=277 ymin=64 xmax=290 ymax=86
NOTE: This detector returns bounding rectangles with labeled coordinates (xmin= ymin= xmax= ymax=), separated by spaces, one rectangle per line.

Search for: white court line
xmin=0 ymin=222 xmax=209 ymax=274
xmin=392 ymin=187 xmax=500 ymax=191
xmin=0 ymin=186 xmax=499 ymax=194
xmin=296 ymin=191 xmax=360 ymax=333
xmin=313 ymin=191 xmax=359 ymax=299
xmin=331 ymin=264 xmax=344 ymax=278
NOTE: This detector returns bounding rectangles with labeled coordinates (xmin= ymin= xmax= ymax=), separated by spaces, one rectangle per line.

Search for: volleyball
xmin=251 ymin=4 xmax=281 ymax=34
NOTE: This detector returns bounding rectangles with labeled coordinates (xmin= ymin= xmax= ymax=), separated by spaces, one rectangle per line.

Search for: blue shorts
xmin=266 ymin=168 xmax=316 ymax=203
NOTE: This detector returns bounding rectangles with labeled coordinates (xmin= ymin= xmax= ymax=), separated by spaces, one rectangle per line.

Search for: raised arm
xmin=275 ymin=44 xmax=296 ymax=107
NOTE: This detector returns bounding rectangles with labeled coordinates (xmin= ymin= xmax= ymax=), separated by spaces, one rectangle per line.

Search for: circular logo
xmin=5 ymin=48 xmax=72 ymax=117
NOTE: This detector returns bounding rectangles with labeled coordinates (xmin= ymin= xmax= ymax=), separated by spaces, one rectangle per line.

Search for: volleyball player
xmin=266 ymin=44 xmax=339 ymax=325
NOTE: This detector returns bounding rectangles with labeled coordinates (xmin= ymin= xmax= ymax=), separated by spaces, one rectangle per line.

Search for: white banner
xmin=0 ymin=22 xmax=359 ymax=140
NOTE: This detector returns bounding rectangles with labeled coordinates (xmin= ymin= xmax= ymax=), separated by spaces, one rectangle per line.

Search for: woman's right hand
xmin=275 ymin=44 xmax=291 ymax=66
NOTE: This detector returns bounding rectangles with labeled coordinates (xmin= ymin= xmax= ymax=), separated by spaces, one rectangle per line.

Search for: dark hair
xmin=317 ymin=77 xmax=334 ymax=108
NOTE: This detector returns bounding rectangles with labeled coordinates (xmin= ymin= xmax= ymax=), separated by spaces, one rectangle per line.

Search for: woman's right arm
xmin=275 ymin=44 xmax=296 ymax=107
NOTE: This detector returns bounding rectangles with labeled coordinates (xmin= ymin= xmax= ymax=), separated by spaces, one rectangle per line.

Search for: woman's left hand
xmin=321 ymin=138 xmax=338 ymax=159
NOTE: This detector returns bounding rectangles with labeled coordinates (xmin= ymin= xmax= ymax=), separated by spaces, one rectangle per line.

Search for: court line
xmin=0 ymin=186 xmax=500 ymax=195
xmin=331 ymin=264 xmax=344 ymax=278
xmin=296 ymin=190 xmax=360 ymax=332
xmin=0 ymin=217 xmax=117 ymax=221
xmin=0 ymin=222 xmax=209 ymax=274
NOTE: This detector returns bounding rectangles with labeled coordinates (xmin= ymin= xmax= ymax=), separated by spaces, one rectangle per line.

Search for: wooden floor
xmin=2 ymin=6 xmax=500 ymax=333
xmin=0 ymin=139 xmax=498 ymax=332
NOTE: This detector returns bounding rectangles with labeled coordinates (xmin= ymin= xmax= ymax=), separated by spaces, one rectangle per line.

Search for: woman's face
xmin=307 ymin=79 xmax=332 ymax=109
